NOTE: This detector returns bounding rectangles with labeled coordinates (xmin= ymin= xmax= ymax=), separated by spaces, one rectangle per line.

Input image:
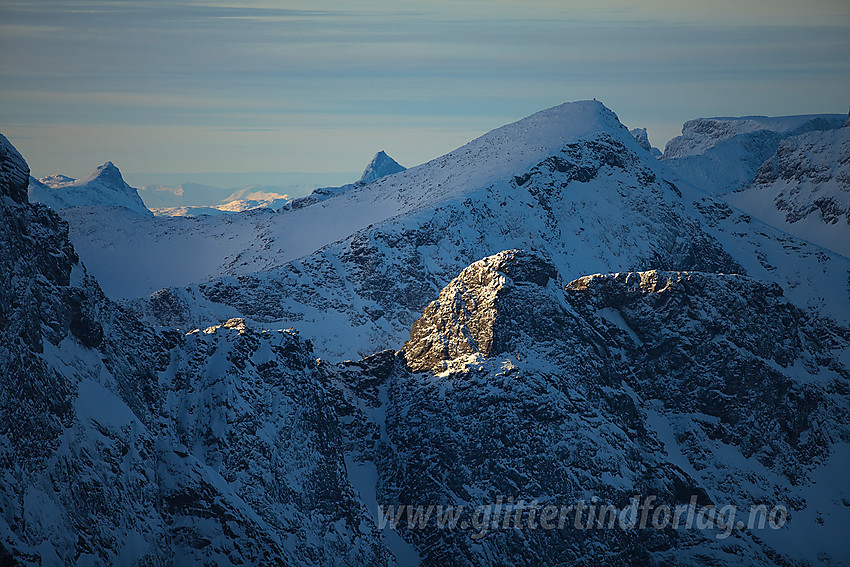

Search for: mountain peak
xmin=357 ymin=150 xmax=405 ymax=185
xmin=79 ymin=161 xmax=126 ymax=187
xmin=29 ymin=160 xmax=151 ymax=215
xmin=403 ymin=250 xmax=565 ymax=373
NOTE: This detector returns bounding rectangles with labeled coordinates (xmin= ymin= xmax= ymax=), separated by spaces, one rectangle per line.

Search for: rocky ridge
xmin=371 ymin=250 xmax=850 ymax=565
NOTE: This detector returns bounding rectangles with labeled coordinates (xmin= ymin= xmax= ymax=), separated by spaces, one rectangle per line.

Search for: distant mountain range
xmin=29 ymin=152 xmax=405 ymax=218
xmin=1 ymin=100 xmax=848 ymax=566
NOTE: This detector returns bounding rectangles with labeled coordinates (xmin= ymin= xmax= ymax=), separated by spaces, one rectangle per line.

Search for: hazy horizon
xmin=2 ymin=0 xmax=848 ymax=181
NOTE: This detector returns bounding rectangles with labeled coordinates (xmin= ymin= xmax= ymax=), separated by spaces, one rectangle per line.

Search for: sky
xmin=1 ymin=0 xmax=848 ymax=188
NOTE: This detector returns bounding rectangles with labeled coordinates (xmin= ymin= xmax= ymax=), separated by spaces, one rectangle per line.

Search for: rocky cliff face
xmin=373 ymin=251 xmax=850 ymax=565
xmin=0 ymin=134 xmax=389 ymax=566
xmin=726 ymin=124 xmax=850 ymax=257
xmin=662 ymin=114 xmax=845 ymax=195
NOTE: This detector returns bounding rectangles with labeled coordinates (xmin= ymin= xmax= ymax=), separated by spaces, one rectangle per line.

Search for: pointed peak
xmin=629 ymin=127 xmax=662 ymax=157
xmin=29 ymin=159 xmax=151 ymax=215
xmin=79 ymin=160 xmax=127 ymax=187
xmin=358 ymin=151 xmax=406 ymax=185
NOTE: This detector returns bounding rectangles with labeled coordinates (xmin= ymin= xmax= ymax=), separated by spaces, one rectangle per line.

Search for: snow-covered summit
xmin=291 ymin=101 xmax=632 ymax=213
xmin=29 ymin=161 xmax=151 ymax=215
xmin=357 ymin=150 xmax=405 ymax=185
xmin=327 ymin=100 xmax=638 ymax=215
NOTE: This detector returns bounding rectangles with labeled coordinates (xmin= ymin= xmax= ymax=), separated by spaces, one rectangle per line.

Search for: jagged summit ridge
xmin=358 ymin=150 xmax=405 ymax=185
xmin=29 ymin=160 xmax=151 ymax=215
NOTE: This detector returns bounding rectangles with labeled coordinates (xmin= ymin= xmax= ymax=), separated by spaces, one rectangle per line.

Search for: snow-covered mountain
xmin=29 ymin=161 xmax=152 ymax=215
xmin=3 ymin=98 xmax=850 ymax=566
xmin=288 ymin=150 xmax=406 ymax=210
xmin=725 ymin=123 xmax=850 ymax=257
xmin=662 ymin=114 xmax=846 ymax=195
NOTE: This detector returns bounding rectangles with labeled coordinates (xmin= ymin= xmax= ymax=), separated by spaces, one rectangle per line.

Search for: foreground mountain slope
xmin=0 ymin=134 xmax=392 ymax=566
xmin=370 ymin=250 xmax=850 ymax=565
xmin=28 ymin=161 xmax=151 ymax=215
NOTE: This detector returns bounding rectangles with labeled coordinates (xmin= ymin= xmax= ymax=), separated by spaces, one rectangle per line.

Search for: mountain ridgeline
xmin=1 ymin=99 xmax=849 ymax=566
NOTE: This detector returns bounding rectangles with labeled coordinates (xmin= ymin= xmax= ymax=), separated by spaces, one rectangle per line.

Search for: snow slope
xmin=55 ymin=101 xmax=850 ymax=363
xmin=726 ymin=125 xmax=850 ymax=257
xmin=63 ymin=101 xmax=646 ymax=299
xmin=662 ymin=114 xmax=845 ymax=195
xmin=29 ymin=161 xmax=152 ymax=215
